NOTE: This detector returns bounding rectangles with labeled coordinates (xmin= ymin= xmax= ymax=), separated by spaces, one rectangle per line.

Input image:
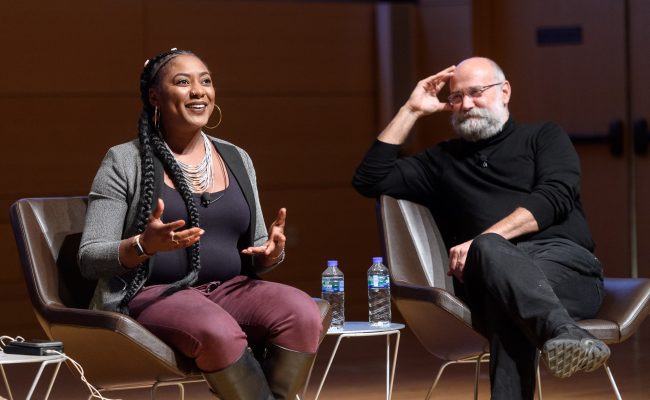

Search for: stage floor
xmin=2 ymin=321 xmax=648 ymax=400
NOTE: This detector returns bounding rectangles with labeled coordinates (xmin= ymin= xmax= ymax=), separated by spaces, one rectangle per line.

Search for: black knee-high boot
xmin=203 ymin=348 xmax=274 ymax=400
xmin=262 ymin=344 xmax=316 ymax=399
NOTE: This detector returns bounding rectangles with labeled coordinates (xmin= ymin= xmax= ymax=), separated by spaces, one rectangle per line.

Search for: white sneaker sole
xmin=542 ymin=337 xmax=610 ymax=378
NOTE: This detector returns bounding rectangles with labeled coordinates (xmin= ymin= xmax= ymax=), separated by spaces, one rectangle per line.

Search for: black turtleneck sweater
xmin=352 ymin=118 xmax=595 ymax=252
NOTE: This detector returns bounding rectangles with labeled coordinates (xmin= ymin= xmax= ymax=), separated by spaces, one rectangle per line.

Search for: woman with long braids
xmin=78 ymin=48 xmax=323 ymax=399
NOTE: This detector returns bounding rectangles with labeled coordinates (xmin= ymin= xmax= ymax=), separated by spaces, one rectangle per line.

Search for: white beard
xmin=451 ymin=105 xmax=508 ymax=142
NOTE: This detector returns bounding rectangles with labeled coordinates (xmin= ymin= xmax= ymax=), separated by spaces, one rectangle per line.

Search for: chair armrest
xmin=37 ymin=304 xmax=196 ymax=373
xmin=40 ymin=304 xmax=134 ymax=330
xmin=392 ymin=280 xmax=473 ymax=326
xmin=598 ymin=277 xmax=650 ymax=341
xmin=391 ymin=280 xmax=488 ymax=360
xmin=37 ymin=304 xmax=170 ymax=355
xmin=313 ymin=298 xmax=332 ymax=344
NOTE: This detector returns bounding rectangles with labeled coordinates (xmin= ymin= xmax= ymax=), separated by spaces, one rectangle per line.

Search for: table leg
xmin=1 ymin=364 xmax=14 ymax=400
xmin=385 ymin=335 xmax=390 ymax=400
xmin=386 ymin=331 xmax=401 ymax=400
xmin=307 ymin=328 xmax=403 ymax=400
xmin=25 ymin=359 xmax=63 ymax=400
xmin=42 ymin=361 xmax=63 ymax=400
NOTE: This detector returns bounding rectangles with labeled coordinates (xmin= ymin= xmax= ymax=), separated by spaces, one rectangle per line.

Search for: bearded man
xmin=352 ymin=57 xmax=610 ymax=399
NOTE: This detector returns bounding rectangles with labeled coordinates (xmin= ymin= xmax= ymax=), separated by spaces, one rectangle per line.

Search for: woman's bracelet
xmin=132 ymin=234 xmax=155 ymax=258
xmin=271 ymin=247 xmax=285 ymax=264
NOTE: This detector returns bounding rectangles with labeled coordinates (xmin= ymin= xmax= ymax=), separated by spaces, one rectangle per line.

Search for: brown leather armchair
xmin=10 ymin=197 xmax=331 ymax=399
xmin=378 ymin=195 xmax=490 ymax=399
xmin=378 ymin=195 xmax=650 ymax=400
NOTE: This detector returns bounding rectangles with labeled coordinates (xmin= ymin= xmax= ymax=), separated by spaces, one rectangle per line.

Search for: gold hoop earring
xmin=153 ymin=106 xmax=161 ymax=131
xmin=204 ymin=104 xmax=222 ymax=129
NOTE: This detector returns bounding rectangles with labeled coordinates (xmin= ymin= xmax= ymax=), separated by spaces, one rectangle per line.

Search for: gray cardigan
xmin=79 ymin=136 xmax=274 ymax=312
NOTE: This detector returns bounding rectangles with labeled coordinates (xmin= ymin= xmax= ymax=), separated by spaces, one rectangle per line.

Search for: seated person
xmin=353 ymin=57 xmax=610 ymax=400
xmin=79 ymin=48 xmax=322 ymax=400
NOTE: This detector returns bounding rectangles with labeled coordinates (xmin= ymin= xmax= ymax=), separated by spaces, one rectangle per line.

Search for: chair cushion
xmin=587 ymin=277 xmax=650 ymax=343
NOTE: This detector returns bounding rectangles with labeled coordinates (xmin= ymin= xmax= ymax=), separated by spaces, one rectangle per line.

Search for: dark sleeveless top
xmin=146 ymin=165 xmax=251 ymax=285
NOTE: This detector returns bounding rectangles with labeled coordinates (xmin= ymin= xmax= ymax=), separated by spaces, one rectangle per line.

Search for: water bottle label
xmin=368 ymin=274 xmax=390 ymax=289
xmin=322 ymin=279 xmax=344 ymax=293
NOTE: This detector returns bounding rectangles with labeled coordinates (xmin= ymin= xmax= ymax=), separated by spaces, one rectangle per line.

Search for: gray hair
xmin=488 ymin=59 xmax=506 ymax=82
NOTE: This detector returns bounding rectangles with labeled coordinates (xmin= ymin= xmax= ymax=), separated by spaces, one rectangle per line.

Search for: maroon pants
xmin=128 ymin=275 xmax=322 ymax=372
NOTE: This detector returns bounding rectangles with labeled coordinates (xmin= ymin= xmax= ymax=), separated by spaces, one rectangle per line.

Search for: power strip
xmin=2 ymin=339 xmax=64 ymax=356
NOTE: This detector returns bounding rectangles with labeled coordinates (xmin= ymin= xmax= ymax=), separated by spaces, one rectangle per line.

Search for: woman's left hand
xmin=241 ymin=208 xmax=287 ymax=265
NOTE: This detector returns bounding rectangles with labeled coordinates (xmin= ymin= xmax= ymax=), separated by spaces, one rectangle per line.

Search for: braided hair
xmin=117 ymin=48 xmax=204 ymax=313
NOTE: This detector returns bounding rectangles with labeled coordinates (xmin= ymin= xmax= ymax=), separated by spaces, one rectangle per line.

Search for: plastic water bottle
xmin=321 ymin=260 xmax=344 ymax=330
xmin=368 ymin=257 xmax=391 ymax=327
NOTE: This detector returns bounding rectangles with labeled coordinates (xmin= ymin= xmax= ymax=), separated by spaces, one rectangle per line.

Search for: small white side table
xmin=0 ymin=351 xmax=66 ymax=400
xmin=306 ymin=321 xmax=405 ymax=400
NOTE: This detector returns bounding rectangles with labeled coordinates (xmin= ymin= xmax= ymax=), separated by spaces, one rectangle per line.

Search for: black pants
xmin=456 ymin=233 xmax=604 ymax=400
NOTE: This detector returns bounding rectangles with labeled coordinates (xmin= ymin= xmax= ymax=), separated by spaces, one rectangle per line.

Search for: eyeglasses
xmin=447 ymin=82 xmax=504 ymax=105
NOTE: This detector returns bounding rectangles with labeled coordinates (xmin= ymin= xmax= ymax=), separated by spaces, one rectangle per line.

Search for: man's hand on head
xmin=405 ymin=65 xmax=456 ymax=116
xmin=377 ymin=65 xmax=456 ymax=145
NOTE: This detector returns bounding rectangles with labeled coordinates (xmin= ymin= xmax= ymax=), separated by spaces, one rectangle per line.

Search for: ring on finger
xmin=172 ymin=234 xmax=179 ymax=245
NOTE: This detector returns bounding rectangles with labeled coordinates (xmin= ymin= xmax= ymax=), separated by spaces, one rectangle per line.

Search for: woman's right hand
xmin=140 ymin=198 xmax=204 ymax=254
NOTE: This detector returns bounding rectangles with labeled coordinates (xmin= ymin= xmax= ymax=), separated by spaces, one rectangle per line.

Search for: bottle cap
xmin=372 ymin=257 xmax=383 ymax=263
xmin=327 ymin=260 xmax=338 ymax=267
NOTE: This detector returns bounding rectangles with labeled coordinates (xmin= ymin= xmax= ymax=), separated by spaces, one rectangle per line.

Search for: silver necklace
xmin=165 ymin=133 xmax=214 ymax=193
xmin=200 ymin=155 xmax=228 ymax=207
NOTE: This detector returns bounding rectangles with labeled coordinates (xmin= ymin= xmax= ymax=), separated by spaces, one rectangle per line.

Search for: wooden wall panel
xmin=630 ymin=0 xmax=650 ymax=278
xmin=0 ymin=97 xmax=140 ymax=198
xmin=143 ymin=1 xmax=375 ymax=96
xmin=1 ymin=232 xmax=22 ymax=285
xmin=215 ymin=96 xmax=375 ymax=187
xmin=2 ymin=230 xmax=40 ymax=337
xmin=473 ymin=0 xmax=626 ymax=133
xmin=413 ymin=0 xmax=473 ymax=152
xmin=0 ymin=0 xmax=144 ymax=95
xmin=576 ymin=145 xmax=630 ymax=275
xmin=418 ymin=0 xmax=473 ymax=72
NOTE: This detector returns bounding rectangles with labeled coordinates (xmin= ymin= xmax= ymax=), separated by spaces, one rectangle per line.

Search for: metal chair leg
xmin=536 ymin=363 xmax=543 ymax=400
xmin=474 ymin=353 xmax=489 ymax=400
xmin=473 ymin=357 xmax=481 ymax=400
xmin=425 ymin=354 xmax=489 ymax=400
xmin=151 ymin=382 xmax=185 ymax=400
xmin=425 ymin=360 xmax=455 ymax=400
xmin=603 ymin=363 xmax=622 ymax=400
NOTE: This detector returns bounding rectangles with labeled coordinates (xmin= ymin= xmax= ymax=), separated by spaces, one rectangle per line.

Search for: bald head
xmin=450 ymin=57 xmax=506 ymax=92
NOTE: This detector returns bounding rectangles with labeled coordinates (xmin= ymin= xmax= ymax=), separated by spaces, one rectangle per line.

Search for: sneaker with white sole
xmin=541 ymin=325 xmax=610 ymax=378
